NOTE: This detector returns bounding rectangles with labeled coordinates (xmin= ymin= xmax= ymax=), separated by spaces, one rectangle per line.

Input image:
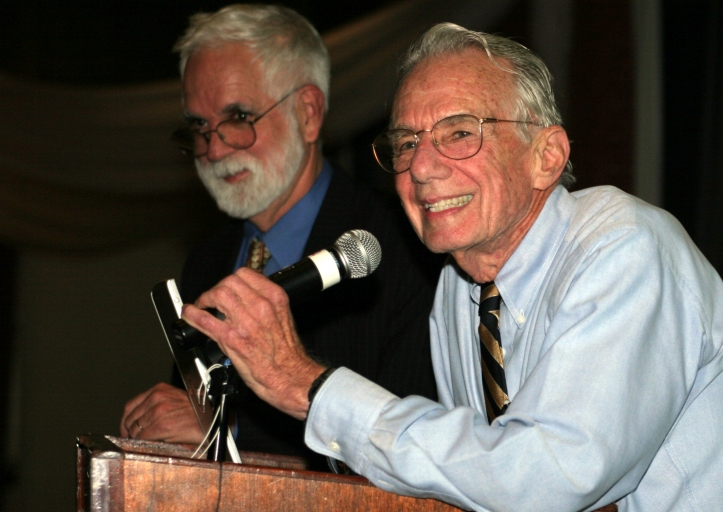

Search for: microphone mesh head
xmin=334 ymin=230 xmax=382 ymax=278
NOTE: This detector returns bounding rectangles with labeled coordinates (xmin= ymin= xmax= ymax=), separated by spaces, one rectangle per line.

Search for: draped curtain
xmin=0 ymin=0 xmax=517 ymax=253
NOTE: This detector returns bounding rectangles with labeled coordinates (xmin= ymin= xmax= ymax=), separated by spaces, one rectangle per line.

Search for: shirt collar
xmin=239 ymin=159 xmax=333 ymax=273
xmin=493 ymin=185 xmax=575 ymax=328
xmin=495 ymin=185 xmax=575 ymax=328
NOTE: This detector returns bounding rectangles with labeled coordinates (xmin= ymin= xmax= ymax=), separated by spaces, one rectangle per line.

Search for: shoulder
xmin=564 ymin=186 xmax=722 ymax=324
xmin=568 ymin=186 xmax=686 ymax=254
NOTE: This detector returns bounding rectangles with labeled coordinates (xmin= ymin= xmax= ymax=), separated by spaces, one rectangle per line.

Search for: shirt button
xmin=502 ymin=348 xmax=507 ymax=358
xmin=517 ymin=313 xmax=526 ymax=323
xmin=329 ymin=441 xmax=340 ymax=452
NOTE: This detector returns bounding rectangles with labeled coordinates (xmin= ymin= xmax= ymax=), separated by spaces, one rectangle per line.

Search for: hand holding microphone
xmin=173 ymin=230 xmax=381 ymax=349
xmin=178 ymin=230 xmax=382 ymax=420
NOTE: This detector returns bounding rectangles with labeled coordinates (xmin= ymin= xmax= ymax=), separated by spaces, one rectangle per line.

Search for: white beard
xmin=195 ymin=118 xmax=306 ymax=219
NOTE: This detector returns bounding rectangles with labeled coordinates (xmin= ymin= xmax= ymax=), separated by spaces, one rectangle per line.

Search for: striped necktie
xmin=245 ymin=238 xmax=271 ymax=274
xmin=479 ymin=282 xmax=509 ymax=423
xmin=478 ymin=284 xmax=619 ymax=511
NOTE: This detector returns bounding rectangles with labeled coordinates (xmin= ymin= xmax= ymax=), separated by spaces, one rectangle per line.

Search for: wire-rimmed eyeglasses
xmin=171 ymin=85 xmax=304 ymax=157
xmin=372 ymin=114 xmax=539 ymax=174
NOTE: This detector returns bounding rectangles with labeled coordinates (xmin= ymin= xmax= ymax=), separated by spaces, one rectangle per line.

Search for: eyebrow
xmin=182 ymin=112 xmax=203 ymax=124
xmin=390 ymin=112 xmax=474 ymax=131
xmin=389 ymin=116 xmax=421 ymax=131
xmin=182 ymin=102 xmax=256 ymax=123
xmin=222 ymin=102 xmax=255 ymax=116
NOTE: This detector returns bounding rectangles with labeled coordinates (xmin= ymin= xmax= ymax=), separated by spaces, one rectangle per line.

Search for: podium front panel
xmin=77 ymin=435 xmax=462 ymax=511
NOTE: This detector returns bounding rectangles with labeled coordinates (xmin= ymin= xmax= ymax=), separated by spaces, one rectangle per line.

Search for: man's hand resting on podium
xmin=120 ymin=382 xmax=204 ymax=444
xmin=181 ymin=267 xmax=327 ymax=421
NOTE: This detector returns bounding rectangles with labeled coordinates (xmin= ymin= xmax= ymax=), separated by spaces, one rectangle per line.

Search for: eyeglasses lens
xmin=173 ymin=119 xmax=257 ymax=157
xmin=372 ymin=131 xmax=414 ymax=174
xmin=433 ymin=115 xmax=482 ymax=158
xmin=213 ymin=119 xmax=255 ymax=152
xmin=373 ymin=115 xmax=482 ymax=174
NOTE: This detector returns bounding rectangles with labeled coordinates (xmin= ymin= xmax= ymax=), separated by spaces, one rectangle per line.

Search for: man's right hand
xmin=120 ymin=382 xmax=204 ymax=444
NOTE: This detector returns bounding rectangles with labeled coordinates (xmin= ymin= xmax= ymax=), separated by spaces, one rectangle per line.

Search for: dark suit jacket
xmin=179 ymin=168 xmax=442 ymax=470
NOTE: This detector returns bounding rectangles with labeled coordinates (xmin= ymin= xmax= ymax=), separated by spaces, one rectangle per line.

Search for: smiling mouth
xmin=424 ymin=194 xmax=473 ymax=213
xmin=222 ymin=170 xmax=250 ymax=184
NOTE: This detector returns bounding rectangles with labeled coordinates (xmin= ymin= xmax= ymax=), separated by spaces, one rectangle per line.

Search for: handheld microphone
xmin=271 ymin=229 xmax=381 ymax=302
xmin=173 ymin=229 xmax=381 ymax=349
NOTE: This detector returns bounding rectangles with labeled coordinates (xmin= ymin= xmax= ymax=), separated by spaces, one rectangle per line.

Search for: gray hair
xmin=174 ymin=4 xmax=330 ymax=110
xmin=398 ymin=23 xmax=574 ymax=188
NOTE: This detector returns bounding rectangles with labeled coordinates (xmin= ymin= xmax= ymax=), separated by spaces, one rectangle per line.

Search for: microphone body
xmin=173 ymin=229 xmax=381 ymax=350
xmin=268 ymin=247 xmax=344 ymax=303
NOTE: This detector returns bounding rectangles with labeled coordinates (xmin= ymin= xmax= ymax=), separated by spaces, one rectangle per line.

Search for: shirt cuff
xmin=304 ymin=366 xmax=397 ymax=471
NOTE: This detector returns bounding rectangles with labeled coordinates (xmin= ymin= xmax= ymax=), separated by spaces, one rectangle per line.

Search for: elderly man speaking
xmin=182 ymin=23 xmax=723 ymax=512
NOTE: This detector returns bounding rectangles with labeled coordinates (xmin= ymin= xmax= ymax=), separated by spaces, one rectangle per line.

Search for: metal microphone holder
xmin=207 ymin=364 xmax=240 ymax=462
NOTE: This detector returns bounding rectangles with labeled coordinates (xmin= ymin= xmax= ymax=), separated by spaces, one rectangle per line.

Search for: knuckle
xmin=213 ymin=283 xmax=240 ymax=308
xmin=267 ymin=284 xmax=289 ymax=305
xmin=253 ymin=299 xmax=280 ymax=322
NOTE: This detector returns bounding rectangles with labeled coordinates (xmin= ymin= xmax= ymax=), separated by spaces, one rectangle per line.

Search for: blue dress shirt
xmin=234 ymin=160 xmax=333 ymax=275
xmin=305 ymin=185 xmax=723 ymax=511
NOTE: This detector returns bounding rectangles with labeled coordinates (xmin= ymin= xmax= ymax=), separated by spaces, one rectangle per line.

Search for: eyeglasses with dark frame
xmin=171 ymin=85 xmax=304 ymax=157
xmin=372 ymin=114 xmax=540 ymax=174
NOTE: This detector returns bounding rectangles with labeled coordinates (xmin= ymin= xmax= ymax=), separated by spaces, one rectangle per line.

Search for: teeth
xmin=425 ymin=195 xmax=472 ymax=213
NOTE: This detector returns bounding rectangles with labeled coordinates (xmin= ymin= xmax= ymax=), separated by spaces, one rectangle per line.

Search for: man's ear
xmin=294 ymin=85 xmax=325 ymax=144
xmin=531 ymin=126 xmax=570 ymax=191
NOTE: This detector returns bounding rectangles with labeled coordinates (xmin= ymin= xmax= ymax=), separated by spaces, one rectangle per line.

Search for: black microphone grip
xmin=268 ymin=249 xmax=342 ymax=303
xmin=171 ymin=250 xmax=342 ymax=350
xmin=170 ymin=229 xmax=380 ymax=351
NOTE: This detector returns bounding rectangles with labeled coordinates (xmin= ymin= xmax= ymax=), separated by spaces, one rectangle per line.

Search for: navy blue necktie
xmin=479 ymin=283 xmax=508 ymax=423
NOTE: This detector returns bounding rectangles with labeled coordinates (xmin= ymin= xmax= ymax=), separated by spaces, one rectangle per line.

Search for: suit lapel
xmin=303 ymin=168 xmax=357 ymax=255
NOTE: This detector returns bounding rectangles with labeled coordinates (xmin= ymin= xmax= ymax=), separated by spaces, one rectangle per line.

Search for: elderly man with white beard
xmin=120 ymin=4 xmax=441 ymax=471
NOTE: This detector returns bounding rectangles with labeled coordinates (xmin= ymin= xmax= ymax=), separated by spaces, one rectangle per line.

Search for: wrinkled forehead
xmin=391 ymin=48 xmax=518 ymax=127
xmin=181 ymin=43 xmax=279 ymax=111
xmin=183 ymin=44 xmax=259 ymax=83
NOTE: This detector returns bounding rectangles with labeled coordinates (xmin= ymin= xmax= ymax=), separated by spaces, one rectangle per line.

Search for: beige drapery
xmin=0 ymin=0 xmax=516 ymax=252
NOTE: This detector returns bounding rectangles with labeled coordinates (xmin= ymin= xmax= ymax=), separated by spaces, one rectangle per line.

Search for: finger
xmin=232 ymin=268 xmax=291 ymax=311
xmin=197 ymin=268 xmax=287 ymax=317
xmin=140 ymin=404 xmax=205 ymax=444
xmin=120 ymin=386 xmax=157 ymax=436
xmin=131 ymin=417 xmax=148 ymax=439
xmin=194 ymin=269 xmax=255 ymax=311
xmin=122 ymin=383 xmax=178 ymax=437
xmin=181 ymin=275 xmax=261 ymax=350
xmin=125 ymin=404 xmax=155 ymax=440
xmin=232 ymin=266 xmax=287 ymax=297
xmin=123 ymin=385 xmax=196 ymax=442
xmin=182 ymin=276 xmax=249 ymax=338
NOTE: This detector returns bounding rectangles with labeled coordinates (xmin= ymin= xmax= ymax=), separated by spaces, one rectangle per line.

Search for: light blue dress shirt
xmin=305 ymin=185 xmax=723 ymax=511
xmin=234 ymin=160 xmax=333 ymax=275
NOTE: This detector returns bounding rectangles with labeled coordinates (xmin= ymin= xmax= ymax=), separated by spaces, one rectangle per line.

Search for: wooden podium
xmin=77 ymin=435 xmax=462 ymax=511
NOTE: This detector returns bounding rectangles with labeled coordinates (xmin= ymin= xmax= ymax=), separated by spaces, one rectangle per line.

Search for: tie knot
xmin=479 ymin=282 xmax=501 ymax=314
xmin=246 ymin=238 xmax=272 ymax=273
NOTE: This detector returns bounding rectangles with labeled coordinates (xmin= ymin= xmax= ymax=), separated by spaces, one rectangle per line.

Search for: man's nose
xmin=408 ymin=135 xmax=451 ymax=183
xmin=205 ymin=131 xmax=238 ymax=162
